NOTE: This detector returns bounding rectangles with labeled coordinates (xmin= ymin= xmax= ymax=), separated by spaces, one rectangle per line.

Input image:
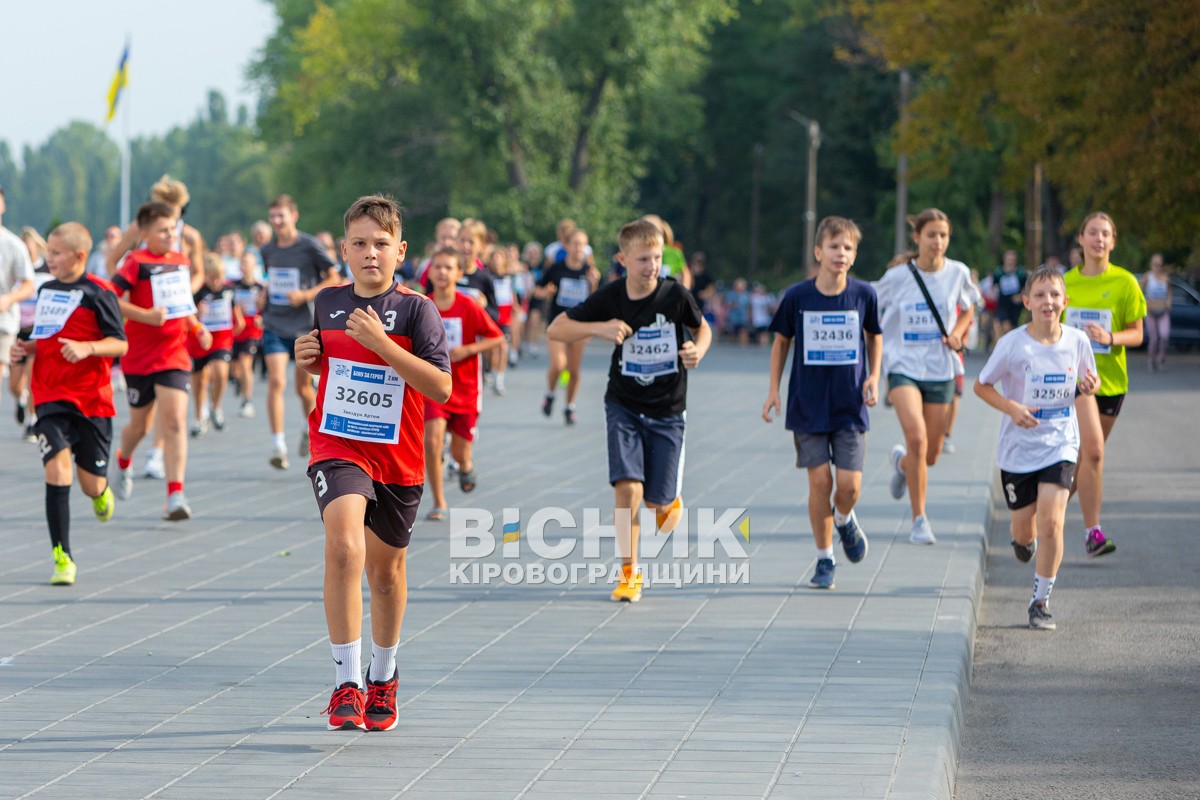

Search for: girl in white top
xmin=1138 ymin=253 xmax=1171 ymax=372
xmin=975 ymin=267 xmax=1099 ymax=630
xmin=874 ymin=209 xmax=980 ymax=545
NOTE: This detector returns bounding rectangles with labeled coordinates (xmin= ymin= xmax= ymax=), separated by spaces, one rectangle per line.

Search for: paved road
xmin=1 ymin=342 xmax=997 ymax=799
xmin=955 ymin=354 xmax=1200 ymax=799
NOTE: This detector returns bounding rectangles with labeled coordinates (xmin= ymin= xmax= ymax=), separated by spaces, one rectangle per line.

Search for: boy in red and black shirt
xmin=14 ymin=223 xmax=127 ymax=585
xmin=232 ymin=251 xmax=265 ymax=418
xmin=188 ymin=254 xmax=244 ymax=436
xmin=111 ymin=201 xmax=210 ymax=521
xmin=422 ymin=247 xmax=504 ymax=519
xmin=295 ymin=195 xmax=451 ymax=732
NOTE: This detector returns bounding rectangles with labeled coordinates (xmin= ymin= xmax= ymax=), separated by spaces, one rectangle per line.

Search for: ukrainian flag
xmin=106 ymin=41 xmax=129 ymax=123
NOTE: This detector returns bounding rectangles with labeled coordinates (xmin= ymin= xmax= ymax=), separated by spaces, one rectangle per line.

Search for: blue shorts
xmin=261 ymin=329 xmax=297 ymax=358
xmin=605 ymin=402 xmax=685 ymax=506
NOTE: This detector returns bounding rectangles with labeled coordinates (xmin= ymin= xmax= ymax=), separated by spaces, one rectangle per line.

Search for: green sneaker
xmin=51 ymin=545 xmax=76 ymax=586
xmin=92 ymin=487 xmax=115 ymax=522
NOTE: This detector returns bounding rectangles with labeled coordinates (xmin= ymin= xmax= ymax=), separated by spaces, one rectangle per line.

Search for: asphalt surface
xmin=955 ymin=352 xmax=1200 ymax=799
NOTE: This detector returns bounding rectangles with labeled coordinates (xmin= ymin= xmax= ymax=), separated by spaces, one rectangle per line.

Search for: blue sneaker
xmin=836 ymin=512 xmax=868 ymax=563
xmin=809 ymin=558 xmax=835 ymax=590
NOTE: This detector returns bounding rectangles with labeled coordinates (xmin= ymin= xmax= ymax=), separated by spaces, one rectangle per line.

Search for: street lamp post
xmin=788 ymin=110 xmax=821 ymax=275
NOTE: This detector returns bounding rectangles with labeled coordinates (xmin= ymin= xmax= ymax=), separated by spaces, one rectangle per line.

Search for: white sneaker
xmin=270 ymin=445 xmax=289 ymax=470
xmin=163 ymin=491 xmax=192 ymax=521
xmin=190 ymin=418 xmax=209 ymax=439
xmin=143 ymin=451 xmax=166 ymax=480
xmin=210 ymin=407 xmax=226 ymax=431
xmin=298 ymin=431 xmax=310 ymax=457
xmin=493 ymin=373 xmax=506 ymax=396
xmin=115 ymin=466 xmax=135 ymax=500
xmin=889 ymin=444 xmax=908 ymax=500
xmin=909 ymin=515 xmax=936 ymax=545
xmin=239 ymin=399 xmax=256 ymax=419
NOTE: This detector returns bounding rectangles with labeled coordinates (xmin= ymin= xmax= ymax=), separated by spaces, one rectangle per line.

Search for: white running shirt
xmin=978 ymin=324 xmax=1097 ymax=473
xmin=875 ymin=259 xmax=980 ymax=381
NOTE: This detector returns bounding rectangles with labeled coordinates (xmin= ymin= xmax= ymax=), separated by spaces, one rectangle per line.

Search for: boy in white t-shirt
xmin=974 ymin=267 xmax=1099 ymax=630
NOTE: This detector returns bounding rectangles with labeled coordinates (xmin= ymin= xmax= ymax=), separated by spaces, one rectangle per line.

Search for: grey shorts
xmin=605 ymin=401 xmax=685 ymax=506
xmin=793 ymin=429 xmax=866 ymax=471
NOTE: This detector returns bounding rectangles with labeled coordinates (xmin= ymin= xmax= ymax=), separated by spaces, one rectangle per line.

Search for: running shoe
xmin=809 ymin=557 xmax=835 ymax=590
xmin=92 ymin=487 xmax=115 ymax=522
xmin=299 ymin=431 xmax=310 ymax=458
xmin=239 ymin=399 xmax=256 ymax=419
xmin=541 ymin=393 xmax=554 ymax=418
xmin=889 ymin=444 xmax=908 ymax=500
xmin=610 ymin=564 xmax=643 ymax=603
xmin=115 ymin=466 xmax=135 ymax=500
xmin=836 ymin=512 xmax=868 ymax=563
xmin=163 ymin=491 xmax=192 ymax=522
xmin=941 ymin=437 xmax=956 ymax=455
xmin=493 ymin=373 xmax=506 ymax=397
xmin=1028 ymin=600 xmax=1056 ymax=630
xmin=190 ymin=419 xmax=209 ymax=439
xmin=459 ymin=468 xmax=477 ymax=493
xmin=22 ymin=424 xmax=37 ymax=443
xmin=323 ymin=682 xmax=367 ymax=731
xmin=51 ymin=545 xmax=76 ymax=586
xmin=364 ymin=669 xmax=399 ymax=731
xmin=1012 ymin=538 xmax=1037 ymax=563
xmin=909 ymin=515 xmax=936 ymax=545
xmin=270 ymin=445 xmax=289 ymax=470
xmin=210 ymin=407 xmax=226 ymax=431
xmin=656 ymin=496 xmax=682 ymax=534
xmin=1085 ymin=527 xmax=1116 ymax=558
xmin=15 ymin=394 xmax=27 ymax=424
xmin=143 ymin=451 xmax=166 ymax=480
xmin=564 ymin=406 xmax=576 ymax=427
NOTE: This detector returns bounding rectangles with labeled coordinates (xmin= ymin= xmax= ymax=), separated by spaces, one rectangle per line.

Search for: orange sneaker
xmin=610 ymin=564 xmax=644 ymax=603
xmin=656 ymin=496 xmax=683 ymax=534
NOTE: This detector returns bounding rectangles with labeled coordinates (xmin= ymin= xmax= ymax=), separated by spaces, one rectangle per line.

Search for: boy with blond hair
xmin=15 ymin=223 xmax=127 ymax=584
xmin=548 ymin=219 xmax=711 ymax=602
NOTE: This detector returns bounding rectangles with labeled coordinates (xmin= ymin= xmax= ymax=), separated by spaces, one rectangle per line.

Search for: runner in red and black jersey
xmin=232 ymin=251 xmax=266 ymax=419
xmin=109 ymin=202 xmax=210 ymax=521
xmin=294 ymin=195 xmax=450 ymax=732
xmin=421 ymin=247 xmax=503 ymax=520
xmin=13 ymin=223 xmax=128 ymax=585
xmin=188 ymin=254 xmax=244 ymax=437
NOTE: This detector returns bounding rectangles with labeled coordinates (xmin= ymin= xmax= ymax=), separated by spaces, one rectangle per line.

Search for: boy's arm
xmin=117 ymin=295 xmax=166 ymax=326
xmin=863 ymin=330 xmax=882 ymax=406
xmin=233 ymin=303 xmax=245 ymax=335
xmin=762 ymin=333 xmax=791 ymax=422
xmin=57 ymin=335 xmax=128 ymax=363
xmin=973 ymin=377 xmax=1037 ymax=429
xmin=680 ymin=318 xmax=712 ymax=369
xmin=345 ymin=306 xmax=452 ymax=403
xmin=547 ymin=314 xmax=631 ymax=344
xmin=451 ymin=333 xmax=505 ymax=363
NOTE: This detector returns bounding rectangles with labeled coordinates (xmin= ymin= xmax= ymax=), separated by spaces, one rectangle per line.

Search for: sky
xmin=1 ymin=0 xmax=278 ymax=158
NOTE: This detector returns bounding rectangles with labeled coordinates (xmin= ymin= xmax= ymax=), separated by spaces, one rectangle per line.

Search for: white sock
xmin=272 ymin=432 xmax=286 ymax=450
xmin=817 ymin=546 xmax=834 ymax=563
xmin=331 ymin=640 xmax=361 ymax=687
xmin=1085 ymin=525 xmax=1102 ymax=540
xmin=1032 ymin=573 xmax=1056 ymax=605
xmin=369 ymin=641 xmax=398 ymax=683
xmin=833 ymin=509 xmax=851 ymax=527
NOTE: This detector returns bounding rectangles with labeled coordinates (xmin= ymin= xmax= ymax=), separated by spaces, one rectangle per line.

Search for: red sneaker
xmin=323 ymin=682 xmax=366 ymax=730
xmin=364 ymin=669 xmax=399 ymax=731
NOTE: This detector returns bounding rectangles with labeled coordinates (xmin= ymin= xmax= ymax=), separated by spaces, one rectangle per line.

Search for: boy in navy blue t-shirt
xmin=762 ymin=217 xmax=882 ymax=589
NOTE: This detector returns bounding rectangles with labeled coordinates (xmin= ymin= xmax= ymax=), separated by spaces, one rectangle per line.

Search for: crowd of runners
xmin=0 ymin=173 xmax=1157 ymax=729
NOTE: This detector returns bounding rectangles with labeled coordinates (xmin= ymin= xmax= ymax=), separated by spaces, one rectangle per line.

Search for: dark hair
xmin=1023 ymin=265 xmax=1065 ymax=295
xmin=907 ymin=208 xmax=952 ymax=236
xmin=136 ymin=200 xmax=177 ymax=229
xmin=1078 ymin=211 xmax=1116 ymax=240
xmin=270 ymin=193 xmax=299 ymax=214
xmin=430 ymin=245 xmax=460 ymax=267
xmin=815 ymin=216 xmax=862 ymax=246
xmin=343 ymin=194 xmax=403 ymax=237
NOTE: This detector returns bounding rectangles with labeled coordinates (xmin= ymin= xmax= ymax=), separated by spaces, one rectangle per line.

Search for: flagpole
xmin=119 ymin=39 xmax=131 ymax=230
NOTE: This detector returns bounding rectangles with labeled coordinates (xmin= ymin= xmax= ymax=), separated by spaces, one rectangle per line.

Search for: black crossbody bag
xmin=907 ymin=261 xmax=966 ymax=354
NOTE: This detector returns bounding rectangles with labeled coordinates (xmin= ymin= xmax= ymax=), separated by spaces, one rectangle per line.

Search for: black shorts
xmin=999 ymin=460 xmax=1076 ymax=511
xmin=1096 ymin=394 xmax=1125 ymax=417
xmin=995 ymin=297 xmax=1023 ymax=326
xmin=192 ymin=350 xmax=233 ymax=373
xmin=125 ymin=370 xmax=191 ymax=408
xmin=307 ymin=459 xmax=422 ymax=549
xmin=232 ymin=338 xmax=260 ymax=358
xmin=35 ymin=411 xmax=113 ymax=477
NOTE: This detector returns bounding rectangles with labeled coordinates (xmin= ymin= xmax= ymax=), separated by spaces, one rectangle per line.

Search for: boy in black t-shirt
xmin=547 ymin=219 xmax=711 ymax=602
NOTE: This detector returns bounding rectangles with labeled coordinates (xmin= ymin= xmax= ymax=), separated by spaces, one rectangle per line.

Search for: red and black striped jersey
xmin=31 ymin=273 xmax=125 ymax=418
xmin=112 ymin=248 xmax=193 ymax=375
xmin=436 ymin=291 xmax=503 ymax=414
xmin=307 ymin=282 xmax=450 ymax=486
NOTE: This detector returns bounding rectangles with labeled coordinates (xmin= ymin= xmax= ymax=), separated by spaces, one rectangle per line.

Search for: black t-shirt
xmin=691 ymin=272 xmax=714 ymax=311
xmin=566 ymin=278 xmax=704 ymax=417
xmin=458 ymin=264 xmax=499 ymax=322
xmin=538 ymin=262 xmax=593 ymax=321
